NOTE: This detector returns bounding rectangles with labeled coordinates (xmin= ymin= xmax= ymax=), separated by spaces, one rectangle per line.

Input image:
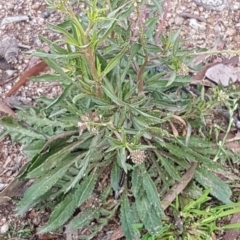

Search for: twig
xmin=179 ymin=12 xmax=206 ymax=22
xmin=18 ymin=43 xmax=31 ymax=49
xmin=0 ymin=76 xmax=16 ymax=86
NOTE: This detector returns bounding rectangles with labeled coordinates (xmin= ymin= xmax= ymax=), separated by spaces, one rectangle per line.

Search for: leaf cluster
xmin=0 ymin=0 xmax=239 ymax=239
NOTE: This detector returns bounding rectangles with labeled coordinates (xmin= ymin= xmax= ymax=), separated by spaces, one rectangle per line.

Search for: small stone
xmin=207 ymin=17 xmax=214 ymax=24
xmin=230 ymin=2 xmax=240 ymax=10
xmin=189 ymin=18 xmax=206 ymax=31
xmin=38 ymin=18 xmax=45 ymax=25
xmin=225 ymin=28 xmax=235 ymax=36
xmin=175 ymin=16 xmax=184 ymax=25
xmin=0 ymin=223 xmax=9 ymax=234
xmin=32 ymin=2 xmax=41 ymax=10
xmin=192 ymin=0 xmax=228 ymax=11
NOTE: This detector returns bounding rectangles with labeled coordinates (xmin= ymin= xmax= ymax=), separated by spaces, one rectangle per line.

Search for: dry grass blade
xmin=110 ymin=226 xmax=124 ymax=240
xmin=161 ymin=162 xmax=198 ymax=210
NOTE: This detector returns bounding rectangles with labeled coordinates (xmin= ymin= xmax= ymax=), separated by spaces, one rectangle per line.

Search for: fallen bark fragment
xmin=6 ymin=60 xmax=48 ymax=97
xmin=161 ymin=162 xmax=198 ymax=210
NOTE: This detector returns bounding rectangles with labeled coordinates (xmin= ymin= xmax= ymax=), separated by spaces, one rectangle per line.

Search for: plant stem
xmin=85 ymin=47 xmax=102 ymax=98
xmin=137 ymin=54 xmax=148 ymax=95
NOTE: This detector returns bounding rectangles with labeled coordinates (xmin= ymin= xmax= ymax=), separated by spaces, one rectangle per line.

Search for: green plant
xmin=1 ymin=0 xmax=240 ymax=239
xmin=134 ymin=189 xmax=240 ymax=240
xmin=7 ymin=222 xmax=33 ymax=239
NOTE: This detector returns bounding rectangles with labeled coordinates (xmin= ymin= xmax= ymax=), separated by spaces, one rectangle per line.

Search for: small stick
xmin=179 ymin=12 xmax=206 ymax=22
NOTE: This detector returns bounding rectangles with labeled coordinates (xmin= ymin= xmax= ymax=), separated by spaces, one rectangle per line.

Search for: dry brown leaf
xmin=219 ymin=131 xmax=240 ymax=153
xmin=6 ymin=60 xmax=48 ymax=97
xmin=110 ymin=226 xmax=124 ymax=240
xmin=205 ymin=64 xmax=238 ymax=86
xmin=211 ymin=232 xmax=217 ymax=240
xmin=193 ymin=56 xmax=239 ymax=81
xmin=171 ymin=115 xmax=186 ymax=127
xmin=193 ymin=62 xmax=218 ymax=80
xmin=169 ymin=121 xmax=179 ymax=137
xmin=38 ymin=234 xmax=59 ymax=240
xmin=0 ymin=100 xmax=15 ymax=116
xmin=161 ymin=162 xmax=197 ymax=210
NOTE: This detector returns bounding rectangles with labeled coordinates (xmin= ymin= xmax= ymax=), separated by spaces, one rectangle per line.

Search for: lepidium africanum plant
xmin=1 ymin=0 xmax=239 ymax=239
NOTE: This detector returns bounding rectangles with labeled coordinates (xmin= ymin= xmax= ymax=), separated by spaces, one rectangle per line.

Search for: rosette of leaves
xmin=0 ymin=0 xmax=236 ymax=239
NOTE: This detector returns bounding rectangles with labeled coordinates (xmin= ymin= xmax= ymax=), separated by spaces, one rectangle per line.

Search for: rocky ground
xmin=0 ymin=0 xmax=239 ymax=239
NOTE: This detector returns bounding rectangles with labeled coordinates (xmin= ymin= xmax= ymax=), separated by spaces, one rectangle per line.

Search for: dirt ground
xmin=0 ymin=0 xmax=240 ymax=239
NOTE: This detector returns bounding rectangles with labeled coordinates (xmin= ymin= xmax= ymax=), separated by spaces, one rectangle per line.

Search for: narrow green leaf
xmin=31 ymin=74 xmax=63 ymax=82
xmin=118 ymin=148 xmax=128 ymax=173
xmin=120 ymin=193 xmax=137 ymax=240
xmin=142 ymin=168 xmax=163 ymax=218
xmin=17 ymin=161 xmax=71 ymax=215
xmin=157 ymin=155 xmax=181 ymax=181
xmin=195 ymin=167 xmax=232 ymax=204
xmin=136 ymin=195 xmax=162 ymax=235
xmin=66 ymin=208 xmax=98 ymax=233
xmin=42 ymin=57 xmax=73 ymax=84
xmin=111 ymin=161 xmax=121 ymax=191
xmin=102 ymin=85 xmax=126 ymax=106
xmin=38 ymin=172 xmax=97 ymax=233
xmin=45 ymin=83 xmax=74 ymax=110
xmin=101 ymin=44 xmax=128 ymax=79
xmin=131 ymin=166 xmax=143 ymax=197
xmin=166 ymin=72 xmax=176 ymax=87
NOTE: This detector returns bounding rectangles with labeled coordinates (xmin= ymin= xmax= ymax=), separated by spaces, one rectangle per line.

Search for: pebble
xmin=192 ymin=0 xmax=228 ymax=11
xmin=175 ymin=16 xmax=184 ymax=25
xmin=189 ymin=18 xmax=206 ymax=30
xmin=225 ymin=28 xmax=235 ymax=36
xmin=0 ymin=223 xmax=9 ymax=234
xmin=38 ymin=18 xmax=45 ymax=25
xmin=32 ymin=2 xmax=41 ymax=10
xmin=230 ymin=2 xmax=240 ymax=10
xmin=1 ymin=15 xmax=29 ymax=27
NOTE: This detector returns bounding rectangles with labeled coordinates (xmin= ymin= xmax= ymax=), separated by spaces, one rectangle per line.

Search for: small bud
xmin=177 ymin=63 xmax=189 ymax=76
xmin=131 ymin=150 xmax=145 ymax=164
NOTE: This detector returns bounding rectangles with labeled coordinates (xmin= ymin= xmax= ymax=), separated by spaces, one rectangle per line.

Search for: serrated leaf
xmin=142 ymin=169 xmax=163 ymax=218
xmin=0 ymin=116 xmax=46 ymax=140
xmin=27 ymin=139 xmax=87 ymax=178
xmin=136 ymin=195 xmax=162 ymax=235
xmin=157 ymin=155 xmax=181 ymax=181
xmin=132 ymin=166 xmax=143 ymax=197
xmin=111 ymin=161 xmax=121 ymax=191
xmin=22 ymin=140 xmax=45 ymax=159
xmin=101 ymin=44 xmax=128 ymax=79
xmin=65 ymin=135 xmax=101 ymax=192
xmin=120 ymin=193 xmax=137 ymax=240
xmin=117 ymin=148 xmax=128 ymax=173
xmin=17 ymin=160 xmax=72 ymax=215
xmin=195 ymin=167 xmax=232 ymax=204
xmin=66 ymin=208 xmax=99 ymax=233
xmin=38 ymin=172 xmax=97 ymax=233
